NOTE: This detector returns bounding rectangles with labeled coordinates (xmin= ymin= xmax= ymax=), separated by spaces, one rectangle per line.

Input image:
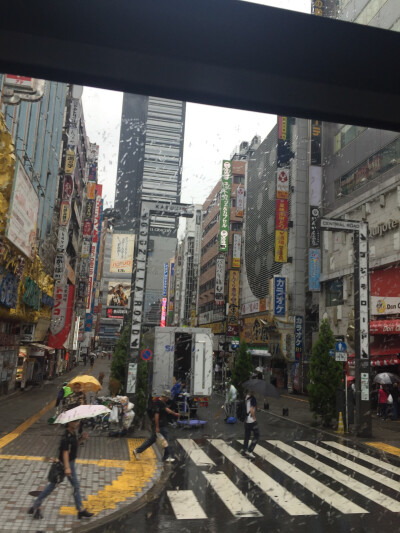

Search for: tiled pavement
xmin=0 ymin=358 xmax=164 ymax=532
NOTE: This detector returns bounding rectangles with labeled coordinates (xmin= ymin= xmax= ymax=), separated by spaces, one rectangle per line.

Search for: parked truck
xmin=143 ymin=327 xmax=213 ymax=400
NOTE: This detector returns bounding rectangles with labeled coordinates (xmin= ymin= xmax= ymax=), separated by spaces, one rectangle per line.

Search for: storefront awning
xmin=30 ymin=343 xmax=56 ymax=355
xmin=370 ymin=320 xmax=400 ymax=335
xmin=371 ymin=356 xmax=400 ymax=367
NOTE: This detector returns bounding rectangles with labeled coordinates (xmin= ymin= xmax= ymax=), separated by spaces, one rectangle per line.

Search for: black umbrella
xmin=241 ymin=379 xmax=280 ymax=398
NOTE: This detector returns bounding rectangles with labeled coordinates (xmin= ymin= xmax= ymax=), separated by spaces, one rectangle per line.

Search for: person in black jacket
xmin=28 ymin=421 xmax=93 ymax=520
xmin=390 ymin=382 xmax=399 ymax=420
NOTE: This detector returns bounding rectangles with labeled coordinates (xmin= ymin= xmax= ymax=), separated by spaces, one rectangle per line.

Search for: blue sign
xmin=163 ymin=263 xmax=169 ymax=297
xmin=295 ymin=316 xmax=303 ymax=360
xmin=329 ymin=349 xmax=335 ymax=357
xmin=274 ymin=276 xmax=287 ymax=317
xmin=0 ymin=269 xmax=19 ymax=309
xmin=309 ymin=248 xmax=321 ymax=291
xmin=335 ymin=341 xmax=347 ymax=352
xmin=141 ymin=348 xmax=152 ymax=361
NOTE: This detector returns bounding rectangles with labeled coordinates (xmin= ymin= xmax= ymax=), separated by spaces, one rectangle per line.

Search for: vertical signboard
xmin=273 ymin=276 xmax=287 ymax=317
xmin=219 ymin=160 xmax=232 ymax=252
xmin=232 ymin=233 xmax=241 ymax=268
xmin=215 ymin=255 xmax=225 ymax=305
xmin=309 ymin=248 xmax=321 ymax=291
xmin=236 ymin=185 xmax=245 ymax=217
xmin=295 ymin=316 xmax=303 ymax=361
xmin=160 ymin=298 xmax=167 ymax=327
xmin=227 ymin=270 xmax=240 ymax=336
xmin=274 ymin=230 xmax=288 ymax=263
xmin=276 ymin=168 xmax=289 ymax=199
xmin=110 ymin=233 xmax=135 ymax=273
xmin=275 ymin=116 xmax=292 ymax=263
xmin=309 ymin=206 xmax=320 ymax=247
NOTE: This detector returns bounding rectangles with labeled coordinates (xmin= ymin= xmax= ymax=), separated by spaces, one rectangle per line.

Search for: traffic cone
xmin=336 ymin=411 xmax=344 ymax=434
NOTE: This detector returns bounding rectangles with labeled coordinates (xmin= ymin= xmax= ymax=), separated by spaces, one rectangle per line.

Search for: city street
xmin=91 ymin=394 xmax=400 ymax=533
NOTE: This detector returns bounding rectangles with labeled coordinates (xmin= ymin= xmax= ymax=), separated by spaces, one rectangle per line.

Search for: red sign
xmin=49 ymin=284 xmax=75 ymax=349
xmin=83 ymin=220 xmax=93 ymax=237
xmin=370 ymin=320 xmax=400 ymax=335
xmin=63 ymin=175 xmax=74 ymax=200
xmin=275 ymin=199 xmax=289 ymax=230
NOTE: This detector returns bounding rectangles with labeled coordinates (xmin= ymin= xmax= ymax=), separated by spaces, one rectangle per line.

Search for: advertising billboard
xmin=6 ymin=159 xmax=39 ymax=261
xmin=309 ymin=248 xmax=321 ymax=291
xmin=227 ymin=270 xmax=239 ymax=336
xmin=110 ymin=233 xmax=135 ymax=274
xmin=274 ymin=230 xmax=288 ymax=263
xmin=273 ymin=275 xmax=287 ymax=317
xmin=232 ymin=233 xmax=241 ymax=268
xmin=236 ymin=185 xmax=245 ymax=217
xmin=276 ymin=168 xmax=289 ymax=199
xmin=107 ymin=280 xmax=130 ymax=308
xmin=215 ymin=255 xmax=225 ymax=305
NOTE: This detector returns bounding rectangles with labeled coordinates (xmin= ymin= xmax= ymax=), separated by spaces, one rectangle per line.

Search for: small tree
xmin=308 ymin=319 xmax=342 ymax=426
xmin=231 ymin=341 xmax=253 ymax=396
xmin=110 ymin=321 xmax=130 ymax=391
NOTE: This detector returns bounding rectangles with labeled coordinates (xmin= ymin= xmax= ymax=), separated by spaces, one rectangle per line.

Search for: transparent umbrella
xmin=373 ymin=372 xmax=400 ymax=385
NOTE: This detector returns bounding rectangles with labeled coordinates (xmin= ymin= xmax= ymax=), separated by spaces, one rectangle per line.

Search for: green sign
xmin=22 ymin=277 xmax=41 ymax=310
xmin=219 ymin=160 xmax=232 ymax=252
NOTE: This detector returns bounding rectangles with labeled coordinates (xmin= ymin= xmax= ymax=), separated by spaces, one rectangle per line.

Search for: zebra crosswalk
xmin=166 ymin=439 xmax=400 ymax=521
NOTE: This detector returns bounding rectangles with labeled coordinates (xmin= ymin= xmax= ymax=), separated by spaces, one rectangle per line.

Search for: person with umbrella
xmin=28 ymin=419 xmax=93 ymax=520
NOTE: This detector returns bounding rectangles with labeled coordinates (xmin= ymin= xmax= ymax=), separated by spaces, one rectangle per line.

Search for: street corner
xmin=0 ymin=437 xmax=162 ymax=532
xmin=60 ymin=437 xmax=162 ymax=523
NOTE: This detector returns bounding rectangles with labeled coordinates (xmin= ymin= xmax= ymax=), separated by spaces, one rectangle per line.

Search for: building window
xmin=231 ymin=222 xmax=242 ymax=231
xmin=231 ymin=198 xmax=236 ymax=207
xmin=325 ymin=279 xmax=344 ymax=307
xmin=233 ymin=175 xmax=245 ymax=184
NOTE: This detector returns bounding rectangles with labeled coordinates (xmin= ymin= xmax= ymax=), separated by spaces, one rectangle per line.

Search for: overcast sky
xmin=82 ymin=0 xmax=311 ymax=209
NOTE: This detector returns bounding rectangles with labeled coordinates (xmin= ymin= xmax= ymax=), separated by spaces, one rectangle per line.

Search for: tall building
xmin=317 ymin=0 xmax=400 ymax=374
xmin=114 ymin=94 xmax=186 ymax=323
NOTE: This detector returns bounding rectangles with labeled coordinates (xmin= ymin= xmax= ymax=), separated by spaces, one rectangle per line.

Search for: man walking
xmin=28 ymin=420 xmax=93 ymax=520
xmin=241 ymin=389 xmax=259 ymax=459
xmin=224 ymin=381 xmax=237 ymax=420
xmin=133 ymin=390 xmax=180 ymax=462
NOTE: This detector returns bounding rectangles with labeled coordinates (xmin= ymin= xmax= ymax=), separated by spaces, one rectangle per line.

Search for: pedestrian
xmin=133 ymin=390 xmax=180 ymax=462
xmin=108 ymin=351 xmax=111 ymax=361
xmin=83 ymin=354 xmax=87 ymax=366
xmin=28 ymin=420 xmax=93 ymax=520
xmin=240 ymin=389 xmax=259 ymax=459
xmin=378 ymin=385 xmax=388 ymax=420
xmin=90 ymin=354 xmax=95 ymax=369
xmin=224 ymin=380 xmax=237 ymax=420
xmin=391 ymin=382 xmax=399 ymax=421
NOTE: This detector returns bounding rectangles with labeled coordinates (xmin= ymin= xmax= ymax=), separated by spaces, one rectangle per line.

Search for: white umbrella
xmin=54 ymin=404 xmax=110 ymax=424
xmin=373 ymin=372 xmax=400 ymax=385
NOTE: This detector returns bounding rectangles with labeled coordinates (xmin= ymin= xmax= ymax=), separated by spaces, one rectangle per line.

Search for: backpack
xmin=236 ymin=399 xmax=248 ymax=422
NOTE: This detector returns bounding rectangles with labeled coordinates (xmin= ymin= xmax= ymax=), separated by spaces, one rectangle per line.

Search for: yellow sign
xmin=87 ymin=182 xmax=96 ymax=200
xmin=64 ymin=150 xmax=76 ymax=174
xmin=240 ymin=313 xmax=273 ymax=345
xmin=274 ymin=230 xmax=288 ymax=262
xmin=200 ymin=322 xmax=225 ymax=334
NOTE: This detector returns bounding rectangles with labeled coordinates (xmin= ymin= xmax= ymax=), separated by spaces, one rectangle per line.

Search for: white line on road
xmin=209 ymin=439 xmax=316 ymax=516
xmin=323 ymin=441 xmax=400 ymax=477
xmin=237 ymin=441 xmax=366 ymax=514
xmin=167 ymin=490 xmax=207 ymax=519
xmin=177 ymin=439 xmax=216 ymax=466
xmin=202 ymin=471 xmax=263 ymax=517
xmin=296 ymin=441 xmax=400 ymax=493
xmin=269 ymin=441 xmax=400 ymax=513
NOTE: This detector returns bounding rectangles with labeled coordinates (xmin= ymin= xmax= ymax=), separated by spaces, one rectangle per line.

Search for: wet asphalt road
xmin=92 ymin=407 xmax=400 ymax=533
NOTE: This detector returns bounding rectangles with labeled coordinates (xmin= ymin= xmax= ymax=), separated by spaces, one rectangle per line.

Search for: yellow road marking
xmin=365 ymin=442 xmax=400 ymax=457
xmin=280 ymin=394 xmax=309 ymax=403
xmin=0 ymin=399 xmax=56 ymax=450
xmin=60 ymin=438 xmax=158 ymax=516
xmin=0 ymin=454 xmax=128 ymax=468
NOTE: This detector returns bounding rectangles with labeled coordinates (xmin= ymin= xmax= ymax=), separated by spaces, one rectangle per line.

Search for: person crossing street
xmin=240 ymin=389 xmax=259 ymax=459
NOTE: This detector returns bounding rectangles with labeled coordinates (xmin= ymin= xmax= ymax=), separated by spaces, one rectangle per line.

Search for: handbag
xmin=48 ymin=461 xmax=65 ymax=484
xmin=109 ymin=405 xmax=119 ymax=424
xmin=388 ymin=394 xmax=394 ymax=404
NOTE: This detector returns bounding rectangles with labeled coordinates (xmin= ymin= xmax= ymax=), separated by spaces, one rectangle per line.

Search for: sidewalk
xmin=0 ymin=357 xmax=164 ymax=533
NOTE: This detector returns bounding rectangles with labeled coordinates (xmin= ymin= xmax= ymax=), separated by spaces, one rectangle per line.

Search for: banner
xmin=110 ymin=233 xmax=135 ymax=274
xmin=232 ymin=233 xmax=241 ymax=268
xmin=276 ymin=168 xmax=289 ymax=199
xmin=215 ymin=255 xmax=225 ymax=305
xmin=49 ymin=284 xmax=75 ymax=348
xmin=227 ymin=270 xmax=239 ymax=335
xmin=275 ymin=199 xmax=289 ymax=230
xmin=219 ymin=160 xmax=232 ymax=252
xmin=309 ymin=248 xmax=321 ymax=291
xmin=236 ymin=185 xmax=245 ymax=217
xmin=274 ymin=230 xmax=288 ymax=262
xmin=295 ymin=316 xmax=303 ymax=361
xmin=310 ymin=206 xmax=320 ymax=247
xmin=5 ymin=160 xmax=39 ymax=261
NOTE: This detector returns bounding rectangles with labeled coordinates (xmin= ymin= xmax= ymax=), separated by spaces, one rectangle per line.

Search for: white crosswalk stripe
xmin=296 ymin=441 xmax=400 ymax=493
xmin=167 ymin=490 xmax=207 ymax=519
xmin=177 ymin=438 xmax=216 ymax=466
xmin=237 ymin=440 xmax=367 ymax=514
xmin=269 ymin=440 xmax=400 ymax=512
xmin=209 ymin=439 xmax=316 ymax=516
xmin=323 ymin=440 xmax=400 ymax=476
xmin=202 ymin=471 xmax=263 ymax=517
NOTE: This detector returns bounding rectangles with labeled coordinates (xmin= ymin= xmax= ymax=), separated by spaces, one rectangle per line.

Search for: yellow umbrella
xmin=68 ymin=375 xmax=102 ymax=392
